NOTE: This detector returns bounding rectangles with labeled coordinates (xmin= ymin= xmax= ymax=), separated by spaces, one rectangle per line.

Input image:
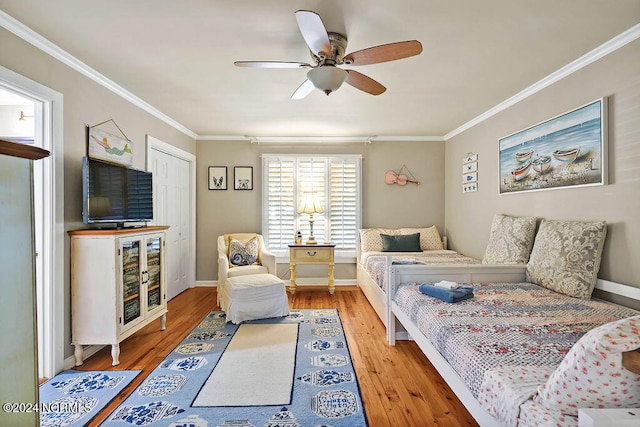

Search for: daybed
xmin=357 ymin=215 xmax=537 ymax=339
xmin=386 ymin=219 xmax=640 ymax=426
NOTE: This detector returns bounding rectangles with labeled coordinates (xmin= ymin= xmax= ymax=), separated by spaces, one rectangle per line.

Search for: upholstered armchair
xmin=217 ymin=233 xmax=276 ymax=309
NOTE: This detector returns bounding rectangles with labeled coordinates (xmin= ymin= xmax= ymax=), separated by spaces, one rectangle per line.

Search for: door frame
xmin=145 ymin=135 xmax=196 ymax=295
xmin=0 ymin=66 xmax=65 ymax=378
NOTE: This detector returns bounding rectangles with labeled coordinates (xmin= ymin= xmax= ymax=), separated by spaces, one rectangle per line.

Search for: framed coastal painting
xmin=499 ymin=98 xmax=607 ymax=194
xmin=208 ymin=166 xmax=227 ymax=190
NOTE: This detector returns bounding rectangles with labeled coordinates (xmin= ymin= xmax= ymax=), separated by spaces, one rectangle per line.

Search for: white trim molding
xmin=0 ymin=10 xmax=197 ymax=140
xmin=445 ymin=23 xmax=640 ymax=141
xmin=3 ymin=9 xmax=638 ymax=145
xmin=0 ymin=65 xmax=65 ymax=378
xmin=197 ymin=135 xmax=444 ymax=143
xmin=195 ymin=279 xmax=357 ymax=288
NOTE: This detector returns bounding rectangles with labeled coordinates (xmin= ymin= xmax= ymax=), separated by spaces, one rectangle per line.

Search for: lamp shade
xmin=298 ymin=192 xmax=324 ymax=214
xmin=307 ymin=67 xmax=348 ymax=95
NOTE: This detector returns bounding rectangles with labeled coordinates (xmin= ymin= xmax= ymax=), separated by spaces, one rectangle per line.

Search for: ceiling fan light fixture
xmin=307 ymin=66 xmax=348 ymax=95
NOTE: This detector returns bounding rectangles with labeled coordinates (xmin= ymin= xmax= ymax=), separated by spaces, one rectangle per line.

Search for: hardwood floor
xmin=73 ymin=286 xmax=478 ymax=426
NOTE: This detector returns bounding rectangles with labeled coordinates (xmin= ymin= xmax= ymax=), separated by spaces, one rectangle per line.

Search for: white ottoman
xmin=224 ymin=274 xmax=289 ymax=324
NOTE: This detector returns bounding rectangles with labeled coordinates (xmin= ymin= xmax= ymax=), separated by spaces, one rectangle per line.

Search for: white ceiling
xmin=2 ymin=0 xmax=639 ymax=139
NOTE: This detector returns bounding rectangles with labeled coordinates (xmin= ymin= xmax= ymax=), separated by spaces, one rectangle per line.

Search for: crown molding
xmin=0 ymin=10 xmax=197 ymax=139
xmin=444 ymin=23 xmax=640 ymax=141
xmin=3 ymin=10 xmax=636 ymax=143
xmin=196 ymin=135 xmax=444 ymax=143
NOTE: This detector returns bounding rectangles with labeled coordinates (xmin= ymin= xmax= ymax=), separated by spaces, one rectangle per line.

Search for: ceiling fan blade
xmin=291 ymin=79 xmax=316 ymax=99
xmin=295 ymin=10 xmax=331 ymax=57
xmin=345 ymin=70 xmax=386 ymax=95
xmin=234 ymin=61 xmax=311 ymax=69
xmin=344 ymin=40 xmax=423 ymax=66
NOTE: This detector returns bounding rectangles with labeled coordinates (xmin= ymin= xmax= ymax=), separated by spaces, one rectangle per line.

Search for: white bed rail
xmin=385 ymin=256 xmax=527 ymax=344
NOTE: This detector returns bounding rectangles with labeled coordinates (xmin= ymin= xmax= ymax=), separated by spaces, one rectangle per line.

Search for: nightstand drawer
xmin=290 ymin=247 xmax=333 ymax=263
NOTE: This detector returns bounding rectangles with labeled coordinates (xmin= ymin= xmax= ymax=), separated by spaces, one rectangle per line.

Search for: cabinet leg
xmin=328 ymin=263 xmax=335 ymax=295
xmin=160 ymin=313 xmax=167 ymax=331
xmin=289 ymin=264 xmax=297 ymax=294
xmin=73 ymin=345 xmax=84 ymax=366
xmin=111 ymin=344 xmax=120 ymax=366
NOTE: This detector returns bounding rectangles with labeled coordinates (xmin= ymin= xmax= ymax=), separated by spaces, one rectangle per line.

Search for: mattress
xmin=392 ymin=281 xmax=640 ymax=399
xmin=360 ymin=250 xmax=480 ymax=292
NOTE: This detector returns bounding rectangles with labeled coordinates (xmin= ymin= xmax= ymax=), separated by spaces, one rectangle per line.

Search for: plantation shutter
xmin=264 ymin=158 xmax=295 ymax=249
xmin=262 ymin=154 xmax=361 ymax=259
xmin=329 ymin=159 xmax=358 ymax=250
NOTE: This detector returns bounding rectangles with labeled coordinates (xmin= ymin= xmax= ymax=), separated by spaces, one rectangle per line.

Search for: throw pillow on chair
xmin=229 ymin=237 xmax=259 ymax=267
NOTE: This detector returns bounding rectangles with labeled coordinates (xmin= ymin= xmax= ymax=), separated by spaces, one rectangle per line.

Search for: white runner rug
xmin=193 ymin=323 xmax=299 ymax=406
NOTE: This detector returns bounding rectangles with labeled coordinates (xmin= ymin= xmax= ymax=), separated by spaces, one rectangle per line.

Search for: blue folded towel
xmin=418 ymin=283 xmax=474 ymax=303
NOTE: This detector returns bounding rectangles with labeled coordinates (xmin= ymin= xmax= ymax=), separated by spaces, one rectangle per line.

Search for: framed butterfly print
xmin=208 ymin=166 xmax=227 ymax=190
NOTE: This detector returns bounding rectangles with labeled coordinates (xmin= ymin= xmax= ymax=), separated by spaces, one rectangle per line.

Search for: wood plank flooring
xmin=73 ymin=286 xmax=478 ymax=426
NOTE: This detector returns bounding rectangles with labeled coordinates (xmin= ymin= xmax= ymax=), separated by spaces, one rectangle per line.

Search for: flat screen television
xmin=82 ymin=157 xmax=153 ymax=226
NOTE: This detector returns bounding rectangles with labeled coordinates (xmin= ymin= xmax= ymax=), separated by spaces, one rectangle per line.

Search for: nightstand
xmin=288 ymin=243 xmax=336 ymax=294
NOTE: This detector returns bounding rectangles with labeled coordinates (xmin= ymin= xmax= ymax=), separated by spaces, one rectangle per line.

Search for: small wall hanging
xmin=384 ymin=164 xmax=419 ymax=186
xmin=234 ymin=166 xmax=253 ymax=190
xmin=208 ymin=166 xmax=228 ymax=190
xmin=463 ymin=153 xmax=478 ymax=193
xmin=87 ymin=119 xmax=133 ymax=166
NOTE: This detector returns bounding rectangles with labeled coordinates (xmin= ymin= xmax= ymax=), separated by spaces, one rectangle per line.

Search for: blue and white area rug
xmin=39 ymin=369 xmax=140 ymax=427
xmin=101 ymin=309 xmax=368 ymax=426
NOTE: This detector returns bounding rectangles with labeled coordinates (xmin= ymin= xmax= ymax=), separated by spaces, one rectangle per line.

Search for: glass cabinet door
xmin=145 ymin=236 xmax=162 ymax=312
xmin=121 ymin=240 xmax=141 ymax=326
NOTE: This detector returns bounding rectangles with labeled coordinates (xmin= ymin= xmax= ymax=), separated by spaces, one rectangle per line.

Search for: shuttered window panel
xmin=329 ymin=159 xmax=358 ymax=249
xmin=264 ymin=158 xmax=295 ymax=249
xmin=262 ymin=154 xmax=361 ymax=258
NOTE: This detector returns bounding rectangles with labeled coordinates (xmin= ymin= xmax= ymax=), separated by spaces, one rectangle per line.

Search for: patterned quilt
xmin=360 ymin=250 xmax=480 ymax=292
xmin=392 ymin=281 xmax=640 ymax=400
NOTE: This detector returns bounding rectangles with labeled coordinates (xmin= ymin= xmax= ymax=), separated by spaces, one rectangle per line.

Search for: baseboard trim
xmin=63 ymin=344 xmax=105 ymax=370
xmin=195 ymin=279 xmax=357 ymax=288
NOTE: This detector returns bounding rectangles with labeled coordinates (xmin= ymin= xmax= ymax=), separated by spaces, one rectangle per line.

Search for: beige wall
xmin=444 ymin=39 xmax=640 ymax=291
xmin=196 ymin=140 xmax=446 ymax=282
xmin=1 ymin=28 xmax=196 ymax=360
xmin=4 ymin=20 xmax=637 ymax=363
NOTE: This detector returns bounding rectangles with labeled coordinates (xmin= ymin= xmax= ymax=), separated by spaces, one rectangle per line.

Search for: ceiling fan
xmin=234 ymin=10 xmax=423 ymax=99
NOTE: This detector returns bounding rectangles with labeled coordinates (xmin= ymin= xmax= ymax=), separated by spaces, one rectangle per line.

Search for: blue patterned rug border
xmin=39 ymin=369 xmax=141 ymax=427
xmin=101 ymin=309 xmax=369 ymax=426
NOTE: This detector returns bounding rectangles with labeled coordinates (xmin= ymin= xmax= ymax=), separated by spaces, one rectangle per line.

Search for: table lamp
xmin=298 ymin=192 xmax=323 ymax=245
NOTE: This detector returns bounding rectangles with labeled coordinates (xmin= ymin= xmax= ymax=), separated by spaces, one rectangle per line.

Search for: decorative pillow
xmin=535 ymin=315 xmax=640 ymax=417
xmin=380 ymin=233 xmax=422 ymax=252
xmin=228 ymin=237 xmax=259 ymax=267
xmin=482 ymin=214 xmax=537 ymax=264
xmin=359 ymin=226 xmax=443 ymax=252
xmin=525 ymin=219 xmax=607 ymax=299
xmin=397 ymin=226 xmax=444 ymax=250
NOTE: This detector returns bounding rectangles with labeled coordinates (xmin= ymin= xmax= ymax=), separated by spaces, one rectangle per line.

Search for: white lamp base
xmin=306 ymin=235 xmax=318 ymax=245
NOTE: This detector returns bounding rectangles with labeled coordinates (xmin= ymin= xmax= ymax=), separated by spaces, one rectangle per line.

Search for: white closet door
xmin=147 ymin=141 xmax=194 ymax=300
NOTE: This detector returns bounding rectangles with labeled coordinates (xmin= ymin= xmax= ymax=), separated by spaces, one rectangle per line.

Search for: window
xmin=262 ymin=154 xmax=362 ymax=261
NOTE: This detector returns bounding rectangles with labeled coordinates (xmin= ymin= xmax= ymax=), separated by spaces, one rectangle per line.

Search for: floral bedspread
xmin=392 ymin=281 xmax=639 ymax=401
xmin=361 ymin=250 xmax=479 ymax=292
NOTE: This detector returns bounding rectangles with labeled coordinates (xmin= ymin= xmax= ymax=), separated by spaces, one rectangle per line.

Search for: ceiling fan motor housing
xmin=311 ymin=32 xmax=348 ymax=65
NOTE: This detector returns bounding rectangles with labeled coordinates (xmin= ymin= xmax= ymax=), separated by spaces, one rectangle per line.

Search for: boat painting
xmin=515 ymin=150 xmax=534 ymax=162
xmin=552 ymin=147 xmax=580 ymax=162
xmin=532 ymin=155 xmax=551 ymax=175
xmin=511 ymin=161 xmax=532 ymax=181
xmin=499 ymin=98 xmax=607 ymax=194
